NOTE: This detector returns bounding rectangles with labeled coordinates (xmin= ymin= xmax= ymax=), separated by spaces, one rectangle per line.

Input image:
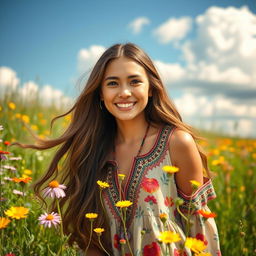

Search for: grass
xmin=0 ymin=94 xmax=255 ymax=255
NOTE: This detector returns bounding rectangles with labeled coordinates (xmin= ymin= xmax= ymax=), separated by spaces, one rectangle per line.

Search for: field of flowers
xmin=0 ymin=94 xmax=255 ymax=256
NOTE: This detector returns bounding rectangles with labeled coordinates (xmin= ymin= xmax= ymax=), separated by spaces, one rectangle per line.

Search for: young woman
xmin=17 ymin=43 xmax=221 ymax=255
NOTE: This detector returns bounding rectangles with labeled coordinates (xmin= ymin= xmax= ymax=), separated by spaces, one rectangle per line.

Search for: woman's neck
xmin=115 ymin=118 xmax=149 ymax=145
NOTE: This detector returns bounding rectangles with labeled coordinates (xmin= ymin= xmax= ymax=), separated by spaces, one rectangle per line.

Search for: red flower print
xmin=164 ymin=196 xmax=174 ymax=207
xmin=217 ymin=250 xmax=222 ymax=256
xmin=143 ymin=242 xmax=161 ymax=256
xmin=141 ymin=178 xmax=159 ymax=193
xmin=196 ymin=233 xmax=208 ymax=245
xmin=144 ymin=195 xmax=157 ymax=204
xmin=174 ymin=248 xmax=188 ymax=256
xmin=114 ymin=234 xmax=120 ymax=249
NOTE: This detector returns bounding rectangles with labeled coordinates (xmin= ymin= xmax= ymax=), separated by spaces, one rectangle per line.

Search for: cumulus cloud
xmin=77 ymin=45 xmax=106 ymax=73
xmin=153 ymin=17 xmax=192 ymax=43
xmin=179 ymin=6 xmax=256 ymax=99
xmin=128 ymin=17 xmax=150 ymax=34
xmin=0 ymin=67 xmax=20 ymax=98
xmin=173 ymin=92 xmax=256 ymax=137
xmin=152 ymin=6 xmax=256 ymax=102
xmin=0 ymin=66 xmax=73 ymax=109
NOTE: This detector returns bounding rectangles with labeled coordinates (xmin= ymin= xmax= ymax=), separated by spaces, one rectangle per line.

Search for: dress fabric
xmin=103 ymin=125 xmax=222 ymax=256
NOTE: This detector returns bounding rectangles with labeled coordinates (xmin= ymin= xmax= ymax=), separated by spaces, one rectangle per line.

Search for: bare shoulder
xmin=169 ymin=129 xmax=197 ymax=163
xmin=169 ymin=128 xmax=204 ymax=195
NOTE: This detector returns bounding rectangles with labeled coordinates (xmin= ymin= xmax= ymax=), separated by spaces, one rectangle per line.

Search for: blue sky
xmin=1 ymin=0 xmax=256 ymax=137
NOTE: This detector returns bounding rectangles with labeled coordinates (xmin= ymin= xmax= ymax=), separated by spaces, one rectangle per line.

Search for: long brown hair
xmin=13 ymin=43 xmax=210 ymax=252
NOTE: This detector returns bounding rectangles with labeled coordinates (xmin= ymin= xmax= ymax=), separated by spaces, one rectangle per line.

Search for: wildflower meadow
xmin=0 ymin=92 xmax=255 ymax=256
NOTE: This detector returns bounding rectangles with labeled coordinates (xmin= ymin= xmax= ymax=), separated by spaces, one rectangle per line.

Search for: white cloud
xmin=154 ymin=60 xmax=185 ymax=83
xmin=39 ymin=85 xmax=72 ymax=109
xmin=128 ymin=17 xmax=150 ymax=34
xmin=0 ymin=66 xmax=73 ymax=109
xmin=19 ymin=81 xmax=39 ymax=101
xmin=77 ymin=45 xmax=106 ymax=73
xmin=153 ymin=17 xmax=192 ymax=44
xmin=0 ymin=66 xmax=20 ymax=98
xmin=182 ymin=6 xmax=256 ymax=85
xmin=173 ymin=93 xmax=256 ymax=137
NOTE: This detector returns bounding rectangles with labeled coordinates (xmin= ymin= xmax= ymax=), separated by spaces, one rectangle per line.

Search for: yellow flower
xmin=115 ymin=200 xmax=133 ymax=208
xmin=118 ymin=174 xmax=126 ymax=180
xmin=8 ymin=102 xmax=16 ymax=110
xmin=185 ymin=237 xmax=207 ymax=253
xmin=15 ymin=113 xmax=21 ymax=118
xmin=85 ymin=213 xmax=98 ymax=219
xmin=158 ymin=231 xmax=181 ymax=244
xmin=5 ymin=206 xmax=29 ymax=219
xmin=23 ymin=169 xmax=32 ymax=175
xmin=159 ymin=213 xmax=168 ymax=224
xmin=21 ymin=115 xmax=30 ymax=123
xmin=190 ymin=180 xmax=201 ymax=189
xmin=195 ymin=252 xmax=212 ymax=256
xmin=97 ymin=180 xmax=110 ymax=189
xmin=94 ymin=228 xmax=105 ymax=234
xmin=0 ymin=217 xmax=11 ymax=229
xmin=31 ymin=125 xmax=38 ymax=131
xmin=162 ymin=165 xmax=179 ymax=174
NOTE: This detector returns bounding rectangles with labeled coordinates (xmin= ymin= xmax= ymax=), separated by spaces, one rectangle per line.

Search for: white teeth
xmin=116 ymin=103 xmax=134 ymax=108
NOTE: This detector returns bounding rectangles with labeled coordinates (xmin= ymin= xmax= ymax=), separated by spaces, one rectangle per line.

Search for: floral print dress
xmin=103 ymin=125 xmax=221 ymax=256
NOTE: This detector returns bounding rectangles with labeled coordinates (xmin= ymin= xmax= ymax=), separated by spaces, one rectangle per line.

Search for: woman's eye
xmin=107 ymin=81 xmax=117 ymax=86
xmin=131 ymin=79 xmax=142 ymax=85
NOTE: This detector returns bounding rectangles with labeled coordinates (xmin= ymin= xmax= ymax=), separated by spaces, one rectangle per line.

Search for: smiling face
xmin=101 ymin=56 xmax=151 ymax=123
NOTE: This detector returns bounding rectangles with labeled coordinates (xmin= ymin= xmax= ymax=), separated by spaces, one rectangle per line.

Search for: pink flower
xmin=13 ymin=189 xmax=25 ymax=196
xmin=144 ymin=195 xmax=157 ymax=204
xmin=42 ymin=180 xmax=66 ymax=198
xmin=38 ymin=212 xmax=61 ymax=228
xmin=141 ymin=178 xmax=159 ymax=193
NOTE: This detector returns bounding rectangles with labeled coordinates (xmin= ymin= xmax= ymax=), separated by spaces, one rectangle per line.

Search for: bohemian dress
xmin=103 ymin=125 xmax=222 ymax=256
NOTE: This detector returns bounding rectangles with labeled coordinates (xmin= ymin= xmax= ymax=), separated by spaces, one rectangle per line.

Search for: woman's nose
xmin=119 ymin=87 xmax=132 ymax=98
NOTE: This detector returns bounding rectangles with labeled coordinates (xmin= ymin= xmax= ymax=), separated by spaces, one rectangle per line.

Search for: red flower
xmin=144 ymin=195 xmax=157 ymax=204
xmin=196 ymin=233 xmax=208 ymax=245
xmin=141 ymin=178 xmax=159 ymax=193
xmin=174 ymin=248 xmax=188 ymax=256
xmin=0 ymin=151 xmax=10 ymax=155
xmin=4 ymin=141 xmax=11 ymax=146
xmin=114 ymin=234 xmax=120 ymax=249
xmin=164 ymin=196 xmax=174 ymax=207
xmin=143 ymin=242 xmax=161 ymax=256
xmin=5 ymin=254 xmax=16 ymax=256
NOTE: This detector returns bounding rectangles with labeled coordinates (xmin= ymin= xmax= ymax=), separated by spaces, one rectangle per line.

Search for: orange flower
xmin=197 ymin=209 xmax=217 ymax=218
xmin=12 ymin=176 xmax=32 ymax=184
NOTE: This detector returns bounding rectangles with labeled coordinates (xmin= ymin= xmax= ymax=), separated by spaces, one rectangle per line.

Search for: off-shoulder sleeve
xmin=175 ymin=178 xmax=222 ymax=256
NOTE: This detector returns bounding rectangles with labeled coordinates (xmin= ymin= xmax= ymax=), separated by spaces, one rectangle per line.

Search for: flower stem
xmin=56 ymin=199 xmax=64 ymax=256
xmin=84 ymin=220 xmax=93 ymax=256
xmin=99 ymin=189 xmax=108 ymax=220
xmin=121 ymin=208 xmax=134 ymax=256
xmin=98 ymin=235 xmax=110 ymax=256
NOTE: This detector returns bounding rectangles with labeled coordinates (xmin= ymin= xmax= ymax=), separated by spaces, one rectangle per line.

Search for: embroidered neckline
xmin=104 ymin=125 xmax=175 ymax=227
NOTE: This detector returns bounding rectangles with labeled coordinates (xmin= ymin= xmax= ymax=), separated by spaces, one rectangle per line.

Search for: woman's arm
xmin=169 ymin=129 xmax=204 ymax=195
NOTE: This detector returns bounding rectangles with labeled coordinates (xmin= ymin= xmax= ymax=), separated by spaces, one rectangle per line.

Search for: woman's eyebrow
xmin=104 ymin=75 xmax=142 ymax=81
